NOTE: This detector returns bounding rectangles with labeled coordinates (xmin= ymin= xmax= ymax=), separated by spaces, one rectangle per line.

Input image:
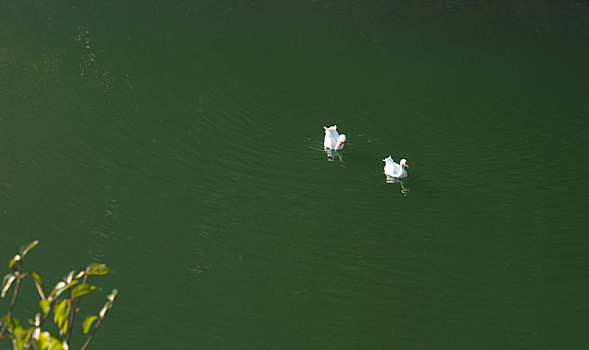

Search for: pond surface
xmin=1 ymin=1 xmax=589 ymax=348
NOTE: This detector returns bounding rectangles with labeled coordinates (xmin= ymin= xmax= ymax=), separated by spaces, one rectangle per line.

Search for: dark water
xmin=1 ymin=1 xmax=589 ymax=348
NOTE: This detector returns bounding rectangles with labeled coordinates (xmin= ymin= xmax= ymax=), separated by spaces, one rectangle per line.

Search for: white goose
xmin=383 ymin=156 xmax=409 ymax=179
xmin=323 ymin=125 xmax=346 ymax=150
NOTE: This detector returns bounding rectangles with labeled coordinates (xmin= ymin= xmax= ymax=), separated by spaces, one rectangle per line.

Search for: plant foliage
xmin=0 ymin=241 xmax=117 ymax=350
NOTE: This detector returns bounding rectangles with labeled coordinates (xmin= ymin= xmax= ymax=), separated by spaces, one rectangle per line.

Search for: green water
xmin=1 ymin=1 xmax=589 ymax=348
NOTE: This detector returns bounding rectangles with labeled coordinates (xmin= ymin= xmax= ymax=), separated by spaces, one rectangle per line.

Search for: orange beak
xmin=404 ymin=162 xmax=409 ymax=168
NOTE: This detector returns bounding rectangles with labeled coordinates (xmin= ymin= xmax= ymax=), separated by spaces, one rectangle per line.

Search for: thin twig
xmin=65 ymin=273 xmax=88 ymax=342
xmin=0 ymin=261 xmax=23 ymax=339
xmin=24 ymin=297 xmax=58 ymax=350
xmin=80 ymin=293 xmax=115 ymax=350
xmin=80 ymin=316 xmax=102 ymax=350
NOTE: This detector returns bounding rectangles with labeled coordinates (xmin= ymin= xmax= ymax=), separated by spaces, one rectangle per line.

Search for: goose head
xmin=400 ymin=159 xmax=409 ymax=168
xmin=336 ymin=134 xmax=346 ymax=150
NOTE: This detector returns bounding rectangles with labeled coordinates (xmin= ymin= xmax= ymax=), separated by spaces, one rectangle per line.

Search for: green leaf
xmin=87 ymin=263 xmax=111 ymax=276
xmin=53 ymin=299 xmax=71 ymax=335
xmin=108 ymin=289 xmax=118 ymax=301
xmin=35 ymin=331 xmax=65 ymax=350
xmin=20 ymin=240 xmax=39 ymax=258
xmin=39 ymin=299 xmax=51 ymax=315
xmin=14 ymin=326 xmax=33 ymax=350
xmin=49 ymin=279 xmax=79 ymax=299
xmin=1 ymin=274 xmax=16 ymax=298
xmin=2 ymin=316 xmax=31 ymax=350
xmin=71 ymin=283 xmax=97 ymax=298
xmin=35 ymin=331 xmax=50 ymax=350
xmin=99 ymin=289 xmax=118 ymax=318
xmin=82 ymin=315 xmax=98 ymax=334
xmin=49 ymin=281 xmax=67 ymax=298
xmin=64 ymin=270 xmax=75 ymax=285
xmin=2 ymin=315 xmax=22 ymax=334
xmin=8 ymin=254 xmax=21 ymax=270
xmin=29 ymin=271 xmax=47 ymax=300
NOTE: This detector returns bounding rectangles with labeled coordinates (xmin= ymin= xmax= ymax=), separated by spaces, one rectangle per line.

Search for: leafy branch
xmin=0 ymin=241 xmax=117 ymax=350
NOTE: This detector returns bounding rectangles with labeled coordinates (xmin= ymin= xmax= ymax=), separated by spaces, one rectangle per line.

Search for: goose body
xmin=323 ymin=125 xmax=346 ymax=150
xmin=383 ymin=156 xmax=409 ymax=179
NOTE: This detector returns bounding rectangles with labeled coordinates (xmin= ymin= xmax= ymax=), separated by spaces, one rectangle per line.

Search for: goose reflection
xmin=385 ymin=176 xmax=409 ymax=195
xmin=324 ymin=148 xmax=343 ymax=162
